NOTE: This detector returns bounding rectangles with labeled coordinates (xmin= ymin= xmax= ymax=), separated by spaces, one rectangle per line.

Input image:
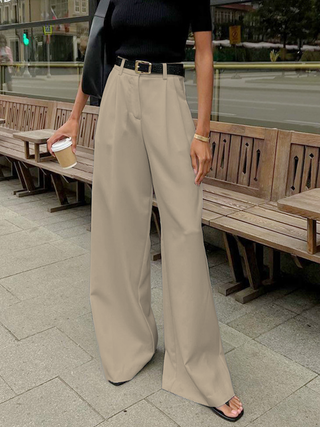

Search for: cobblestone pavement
xmin=0 ymin=177 xmax=319 ymax=427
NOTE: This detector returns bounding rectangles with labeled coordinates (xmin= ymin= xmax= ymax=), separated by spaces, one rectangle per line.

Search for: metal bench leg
xmin=0 ymin=156 xmax=18 ymax=181
xmin=48 ymin=173 xmax=87 ymax=213
xmin=264 ymin=248 xmax=281 ymax=286
xmin=218 ymin=232 xmax=247 ymax=296
xmin=13 ymin=161 xmax=36 ymax=194
xmin=233 ymin=236 xmax=267 ymax=304
xmin=11 ymin=160 xmax=53 ymax=197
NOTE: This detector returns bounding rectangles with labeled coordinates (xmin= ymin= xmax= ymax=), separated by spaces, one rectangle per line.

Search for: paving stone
xmin=206 ymin=248 xmax=228 ymax=268
xmin=157 ymin=325 xmax=165 ymax=353
xmin=0 ymin=226 xmax=63 ymax=255
xmin=98 ymin=399 xmax=177 ymax=427
xmin=299 ymin=303 xmax=320 ymax=325
xmin=273 ymin=284 xmax=320 ymax=314
xmin=53 ymin=224 xmax=91 ymax=241
xmin=60 ymin=353 xmax=162 ymax=419
xmin=43 ymin=216 xmax=91 ymax=232
xmin=70 ymin=205 xmax=92 ymax=217
xmin=0 ymin=323 xmax=16 ymax=349
xmin=227 ymin=303 xmax=296 ymax=338
xmin=256 ymin=316 xmax=320 ymax=374
xmin=32 ymin=211 xmax=80 ymax=227
xmin=0 ymin=278 xmax=91 ymax=339
xmin=151 ymin=263 xmax=163 ymax=288
xmin=0 ymin=376 xmax=15 ymax=404
xmin=0 ymin=195 xmax=42 ymax=207
xmin=0 ymin=242 xmax=87 ymax=279
xmin=0 ymin=327 xmax=92 ymax=394
xmin=0 ymin=378 xmax=103 ymax=427
xmin=0 ymin=283 xmax=19 ymax=309
xmin=218 ymin=322 xmax=252 ymax=350
xmin=306 ymin=375 xmax=320 ymax=394
xmin=248 ymin=386 xmax=320 ymax=427
xmin=20 ymin=209 xmax=80 ymax=222
xmin=152 ymin=287 xmax=164 ymax=327
xmin=7 ymin=200 xmax=61 ymax=214
xmin=209 ymin=262 xmax=234 ymax=285
xmin=56 ymin=312 xmax=100 ymax=359
xmin=0 ymin=252 xmax=90 ymax=300
xmin=0 ymin=219 xmax=21 ymax=236
xmin=0 ymin=208 xmax=37 ymax=229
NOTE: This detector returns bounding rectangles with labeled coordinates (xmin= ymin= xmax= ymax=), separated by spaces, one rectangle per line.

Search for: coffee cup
xmin=51 ymin=137 xmax=77 ymax=169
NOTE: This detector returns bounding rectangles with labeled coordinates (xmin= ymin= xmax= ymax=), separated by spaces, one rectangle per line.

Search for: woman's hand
xmin=190 ymin=138 xmax=212 ymax=186
xmin=47 ymin=117 xmax=79 ymax=158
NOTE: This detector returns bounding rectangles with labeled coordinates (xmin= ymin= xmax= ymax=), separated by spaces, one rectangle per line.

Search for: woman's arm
xmin=190 ymin=31 xmax=213 ymax=185
xmin=47 ymin=74 xmax=89 ymax=156
xmin=194 ymin=31 xmax=213 ymax=137
xmin=69 ymin=74 xmax=90 ymax=121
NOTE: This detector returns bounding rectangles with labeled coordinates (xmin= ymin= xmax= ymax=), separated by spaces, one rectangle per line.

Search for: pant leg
xmin=139 ymin=65 xmax=236 ymax=408
xmin=89 ymin=60 xmax=158 ymax=383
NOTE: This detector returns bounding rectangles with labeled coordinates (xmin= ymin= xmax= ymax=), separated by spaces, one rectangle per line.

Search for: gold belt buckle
xmin=135 ymin=60 xmax=152 ymax=74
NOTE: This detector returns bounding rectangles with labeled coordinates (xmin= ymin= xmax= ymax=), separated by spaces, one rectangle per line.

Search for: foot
xmin=216 ymin=395 xmax=243 ymax=418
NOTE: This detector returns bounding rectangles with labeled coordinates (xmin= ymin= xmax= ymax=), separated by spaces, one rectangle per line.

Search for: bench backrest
xmin=0 ymin=95 xmax=53 ymax=131
xmin=271 ymin=129 xmax=320 ymax=201
xmin=50 ymin=101 xmax=100 ymax=150
xmin=199 ymin=120 xmax=278 ymax=201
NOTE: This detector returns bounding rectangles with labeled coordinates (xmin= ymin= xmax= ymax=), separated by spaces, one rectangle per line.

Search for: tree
xmin=254 ymin=0 xmax=316 ymax=48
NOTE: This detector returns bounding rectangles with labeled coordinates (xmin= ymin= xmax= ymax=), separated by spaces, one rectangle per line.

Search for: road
xmin=5 ymin=69 xmax=320 ymax=134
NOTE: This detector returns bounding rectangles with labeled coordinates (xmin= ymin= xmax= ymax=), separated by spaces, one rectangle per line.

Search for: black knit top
xmin=105 ymin=0 xmax=212 ymax=63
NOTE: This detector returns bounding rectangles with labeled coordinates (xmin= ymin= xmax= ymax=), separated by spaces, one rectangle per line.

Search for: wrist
xmin=195 ymin=127 xmax=210 ymax=138
xmin=69 ymin=113 xmax=81 ymax=122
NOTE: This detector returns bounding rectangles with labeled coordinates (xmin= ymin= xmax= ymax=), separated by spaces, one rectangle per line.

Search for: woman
xmin=47 ymin=0 xmax=244 ymax=422
xmin=0 ymin=34 xmax=13 ymax=92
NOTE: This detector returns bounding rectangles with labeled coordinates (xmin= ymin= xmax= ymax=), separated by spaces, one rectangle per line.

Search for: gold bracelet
xmin=194 ymin=133 xmax=210 ymax=143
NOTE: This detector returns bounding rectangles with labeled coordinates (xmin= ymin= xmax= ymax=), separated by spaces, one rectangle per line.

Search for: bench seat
xmin=211 ymin=203 xmax=320 ymax=264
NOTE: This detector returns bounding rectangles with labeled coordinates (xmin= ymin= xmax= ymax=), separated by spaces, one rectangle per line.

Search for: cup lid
xmin=51 ymin=137 xmax=72 ymax=152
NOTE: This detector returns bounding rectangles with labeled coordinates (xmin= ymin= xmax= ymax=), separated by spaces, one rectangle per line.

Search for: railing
xmin=1 ymin=61 xmax=320 ymax=133
xmin=184 ymin=62 xmax=320 ymax=122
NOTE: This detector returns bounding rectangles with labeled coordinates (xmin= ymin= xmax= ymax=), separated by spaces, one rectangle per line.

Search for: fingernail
xmin=193 ymin=169 xmax=196 ymax=174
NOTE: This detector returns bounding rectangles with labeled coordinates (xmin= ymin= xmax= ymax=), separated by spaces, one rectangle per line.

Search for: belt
xmin=115 ymin=56 xmax=185 ymax=77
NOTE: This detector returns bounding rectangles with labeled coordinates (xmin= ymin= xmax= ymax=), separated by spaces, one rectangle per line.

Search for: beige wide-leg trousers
xmin=89 ymin=57 xmax=236 ymax=408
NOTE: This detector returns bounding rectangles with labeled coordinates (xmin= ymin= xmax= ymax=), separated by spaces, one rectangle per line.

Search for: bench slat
xmin=226 ymin=210 xmax=320 ymax=242
xmin=202 ymin=183 xmax=266 ymax=205
xmin=210 ymin=216 xmax=320 ymax=263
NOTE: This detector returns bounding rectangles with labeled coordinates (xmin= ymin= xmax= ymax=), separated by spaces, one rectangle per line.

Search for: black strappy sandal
xmin=108 ymin=380 xmax=129 ymax=386
xmin=210 ymin=399 xmax=244 ymax=422
xmin=108 ymin=351 xmax=157 ymax=386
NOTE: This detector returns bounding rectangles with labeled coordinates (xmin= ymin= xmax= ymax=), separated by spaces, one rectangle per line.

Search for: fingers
xmin=190 ymin=152 xmax=198 ymax=175
xmin=194 ymin=156 xmax=211 ymax=185
xmin=71 ymin=135 xmax=77 ymax=154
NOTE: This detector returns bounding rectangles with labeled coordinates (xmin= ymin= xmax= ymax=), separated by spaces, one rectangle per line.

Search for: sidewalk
xmin=0 ymin=176 xmax=319 ymax=426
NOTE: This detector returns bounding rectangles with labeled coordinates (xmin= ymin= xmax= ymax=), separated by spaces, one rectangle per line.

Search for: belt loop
xmin=118 ymin=57 xmax=125 ymax=75
xmin=162 ymin=62 xmax=167 ymax=80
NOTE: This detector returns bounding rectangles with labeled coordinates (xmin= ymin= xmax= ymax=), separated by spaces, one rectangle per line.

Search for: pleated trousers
xmin=89 ymin=56 xmax=236 ymax=408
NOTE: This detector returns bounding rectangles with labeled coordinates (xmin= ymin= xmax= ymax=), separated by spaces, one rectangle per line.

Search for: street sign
xmin=229 ymin=26 xmax=241 ymax=45
xmin=43 ymin=25 xmax=52 ymax=35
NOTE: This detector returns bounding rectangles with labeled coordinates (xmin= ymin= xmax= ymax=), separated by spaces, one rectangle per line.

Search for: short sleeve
xmin=190 ymin=0 xmax=212 ymax=33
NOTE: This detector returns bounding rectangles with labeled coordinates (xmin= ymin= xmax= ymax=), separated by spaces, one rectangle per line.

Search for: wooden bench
xmin=205 ymin=128 xmax=320 ymax=303
xmin=0 ymin=95 xmax=53 ymax=184
xmin=0 ymin=95 xmax=99 ymax=212
xmin=1 ymin=95 xmax=320 ymax=304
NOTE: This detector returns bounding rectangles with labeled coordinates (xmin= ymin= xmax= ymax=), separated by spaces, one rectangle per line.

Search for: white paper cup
xmin=51 ymin=137 xmax=77 ymax=169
